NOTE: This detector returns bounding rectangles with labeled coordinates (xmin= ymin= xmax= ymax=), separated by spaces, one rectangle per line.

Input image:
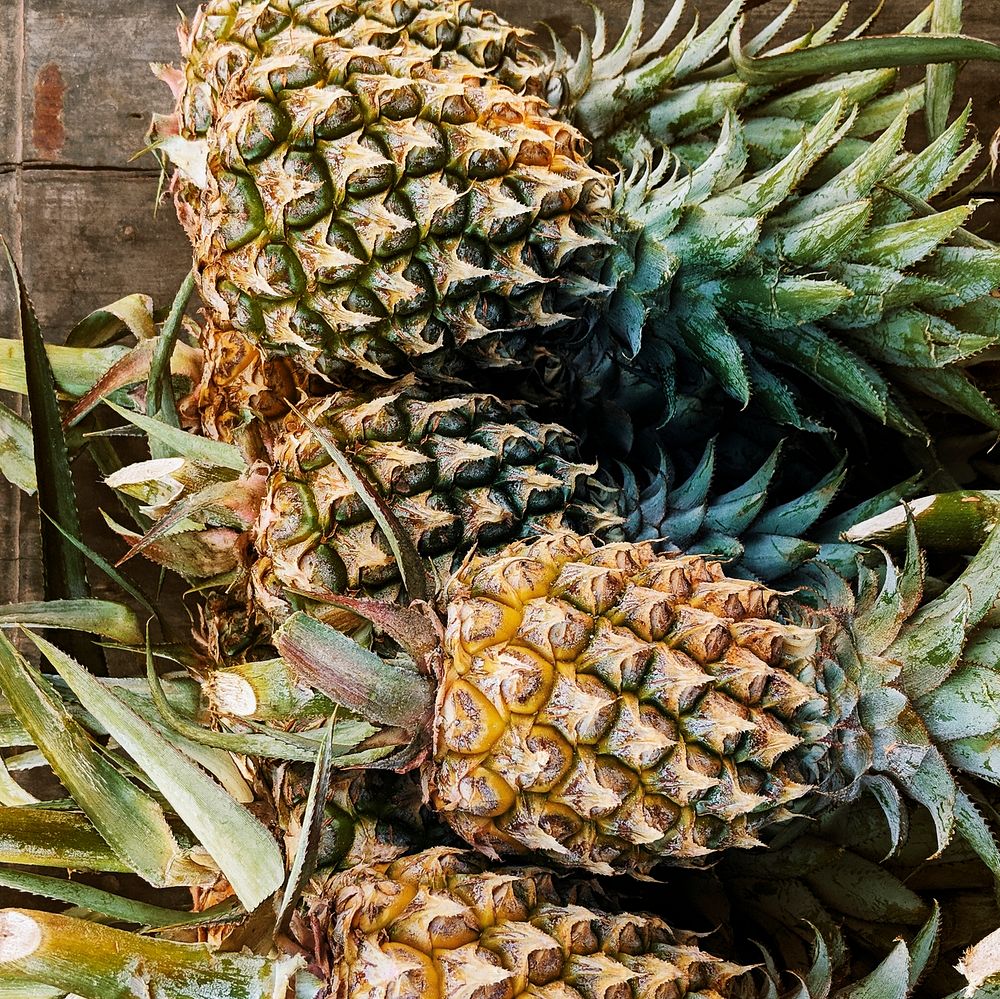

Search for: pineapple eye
xmin=257 ymin=242 xmax=308 ymax=298
xmin=314 ymin=93 xmax=365 ymax=140
xmin=439 ymin=678 xmax=507 ymax=755
xmin=267 ymin=55 xmax=320 ymax=94
xmin=283 ymin=152 xmax=334 ymax=228
xmin=253 ymin=9 xmax=291 ymax=45
xmin=467 ymin=146 xmax=512 ymax=181
xmin=216 ymin=172 xmax=266 ymax=249
xmin=235 ymin=100 xmax=291 ymax=163
xmin=379 ymin=85 xmax=422 ymax=121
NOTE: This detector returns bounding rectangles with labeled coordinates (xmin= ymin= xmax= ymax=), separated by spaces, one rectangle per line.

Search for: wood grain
xmin=0 ymin=0 xmax=998 ymax=609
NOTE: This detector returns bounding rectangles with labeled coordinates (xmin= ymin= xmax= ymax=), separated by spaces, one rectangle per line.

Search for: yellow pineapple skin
xmin=429 ymin=534 xmax=825 ymax=873
xmin=308 ymin=848 xmax=749 ymax=999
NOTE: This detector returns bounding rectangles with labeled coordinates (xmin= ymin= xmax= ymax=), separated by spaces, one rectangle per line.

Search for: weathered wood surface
xmin=0 ymin=0 xmax=999 ymax=609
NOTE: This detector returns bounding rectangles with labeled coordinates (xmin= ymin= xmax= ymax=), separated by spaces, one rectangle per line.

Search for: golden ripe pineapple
xmin=304 ymin=849 xmax=751 ymax=999
xmin=429 ymin=533 xmax=813 ymax=869
xmin=266 ymin=526 xmax=1000 ymax=876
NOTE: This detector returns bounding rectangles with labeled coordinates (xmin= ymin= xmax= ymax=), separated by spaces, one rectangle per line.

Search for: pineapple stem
xmin=845 ymin=491 xmax=1000 ymax=552
xmin=0 ymin=909 xmax=302 ymax=999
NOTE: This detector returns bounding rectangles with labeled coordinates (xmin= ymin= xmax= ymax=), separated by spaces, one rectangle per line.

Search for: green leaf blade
xmin=29 ymin=630 xmax=284 ymax=910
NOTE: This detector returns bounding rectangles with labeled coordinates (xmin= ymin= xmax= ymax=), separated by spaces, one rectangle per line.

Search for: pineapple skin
xmin=167 ymin=0 xmax=610 ymax=381
xmin=250 ymin=384 xmax=610 ymax=615
xmin=305 ymin=847 xmax=750 ymax=999
xmin=429 ymin=532 xmax=824 ymax=874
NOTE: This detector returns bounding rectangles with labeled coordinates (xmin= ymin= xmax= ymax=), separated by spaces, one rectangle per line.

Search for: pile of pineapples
xmin=4 ymin=1 xmax=1000 ymax=996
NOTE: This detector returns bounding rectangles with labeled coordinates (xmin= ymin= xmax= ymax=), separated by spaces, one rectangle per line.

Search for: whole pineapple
xmin=233 ymin=523 xmax=1000 ymax=878
xmin=111 ymin=366 xmax=885 ymax=643
xmin=0 ymin=846 xmax=938 ymax=999
xmin=155 ymin=0 xmax=1000 ymax=441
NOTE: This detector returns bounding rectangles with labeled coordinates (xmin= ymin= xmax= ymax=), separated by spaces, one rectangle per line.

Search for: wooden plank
xmin=17 ymin=169 xmax=191 ymax=338
xmin=14 ymin=0 xmax=1000 ymax=170
xmin=23 ymin=0 xmax=181 ymax=167
xmin=0 ymin=0 xmax=22 ymax=166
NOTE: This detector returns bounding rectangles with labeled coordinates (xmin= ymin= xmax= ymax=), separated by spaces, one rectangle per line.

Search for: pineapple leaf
xmin=926 ymin=0 xmax=962 ymax=139
xmin=864 ymin=774 xmax=906 ymax=859
xmin=893 ymin=367 xmax=1000 ymax=429
xmin=27 ymin=629 xmax=285 ymax=910
xmin=117 ymin=476 xmax=262 ymax=568
xmin=2 ymin=240 xmax=104 ymax=674
xmin=834 ymin=939 xmax=910 ymax=999
xmin=43 ymin=513 xmax=161 ymax=623
xmin=0 ymin=807 xmax=130 ymax=871
xmin=0 ymin=339 xmax=128 ymax=398
xmin=0 ymin=399 xmax=36 ymax=493
xmin=102 ymin=509 xmax=241 ymax=580
xmin=953 ymin=787 xmax=1000 ymax=880
xmin=275 ymin=715 xmax=334 ymax=933
xmin=104 ymin=401 xmax=246 ymax=470
xmin=275 ymin=611 xmax=434 ymax=733
xmin=146 ymin=270 xmax=195 ymax=440
xmin=64 ymin=293 xmax=157 ymax=348
xmin=730 ymin=19 xmax=1000 ymax=85
xmin=892 ymin=518 xmax=1000 ymax=696
xmin=0 ymin=984 xmax=62 ymax=999
xmin=0 ymin=910 xmax=291 ymax=999
xmin=63 ymin=339 xmax=158 ymax=428
xmin=0 ymin=867 xmax=239 ymax=928
xmin=752 ymin=458 xmax=846 ymax=536
xmin=0 ymin=631 xmax=185 ymax=885
xmin=302 ymin=590 xmax=438 ymax=661
xmin=0 ymin=599 xmax=142 ymax=644
xmin=0 ymin=753 xmax=37 ymax=805
xmin=674 ymin=300 xmax=751 ymax=406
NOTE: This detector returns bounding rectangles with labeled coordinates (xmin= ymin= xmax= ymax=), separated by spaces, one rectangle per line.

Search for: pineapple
xmin=0 ymin=846 xmax=941 ymax=999
xmin=113 ymin=379 xmax=607 ymax=614
xmin=154 ymin=0 xmax=1000 ymax=442
xmin=199 ymin=524 xmax=1000 ymax=879
xmin=110 ymin=367 xmax=892 ymax=645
